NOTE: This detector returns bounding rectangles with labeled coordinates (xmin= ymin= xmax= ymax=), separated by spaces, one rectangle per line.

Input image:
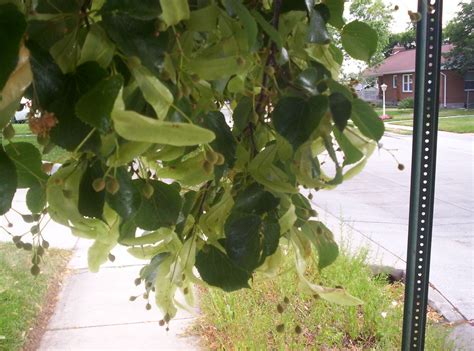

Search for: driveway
xmin=313 ymin=131 xmax=474 ymax=322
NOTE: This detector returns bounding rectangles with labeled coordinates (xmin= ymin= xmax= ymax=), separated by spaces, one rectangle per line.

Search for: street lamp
xmin=381 ymin=83 xmax=388 ymax=118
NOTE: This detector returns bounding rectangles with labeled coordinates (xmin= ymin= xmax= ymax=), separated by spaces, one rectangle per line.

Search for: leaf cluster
xmin=0 ymin=0 xmax=383 ymax=321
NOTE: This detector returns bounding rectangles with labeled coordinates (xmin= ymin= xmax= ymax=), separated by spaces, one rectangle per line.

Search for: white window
xmin=402 ymin=74 xmax=413 ymax=92
xmin=392 ymin=75 xmax=397 ymax=88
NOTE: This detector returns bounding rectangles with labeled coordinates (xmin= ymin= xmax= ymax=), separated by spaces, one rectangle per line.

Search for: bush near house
xmin=398 ymin=98 xmax=414 ymax=109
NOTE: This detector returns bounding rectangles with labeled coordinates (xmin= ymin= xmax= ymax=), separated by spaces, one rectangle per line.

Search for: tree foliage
xmin=0 ymin=0 xmax=382 ymax=322
xmin=443 ymin=1 xmax=474 ymax=75
xmin=384 ymin=26 xmax=416 ymax=58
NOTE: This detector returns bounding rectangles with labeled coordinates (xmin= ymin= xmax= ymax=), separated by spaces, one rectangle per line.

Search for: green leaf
xmin=102 ymin=9 xmax=169 ymax=77
xmin=233 ymin=183 xmax=279 ymax=215
xmin=186 ymin=4 xmax=219 ymax=32
xmin=262 ymin=213 xmax=280 ymax=259
xmin=273 ymin=96 xmax=328 ymax=150
xmin=0 ymin=3 xmax=26 ymax=90
xmin=100 ymin=0 xmax=161 ymax=20
xmin=0 ymin=147 xmax=17 ymax=215
xmin=251 ymin=10 xmax=282 ymax=49
xmin=232 ymin=96 xmax=253 ymax=135
xmin=249 ymin=145 xmax=298 ymax=194
xmin=199 ymin=189 xmax=233 ymax=240
xmin=296 ymin=67 xmax=328 ymax=96
xmin=224 ymin=0 xmax=257 ymax=49
xmin=78 ymin=24 xmax=115 ymax=68
xmin=155 ymin=152 xmax=213 ymax=186
xmin=26 ymin=41 xmax=66 ymax=109
xmin=187 ymin=56 xmax=247 ymax=81
xmin=341 ymin=20 xmax=378 ymax=63
xmin=88 ymin=238 xmax=118 ymax=273
xmin=195 ymin=245 xmax=251 ymax=292
xmin=26 ymin=185 xmax=46 ymax=214
xmin=108 ymin=141 xmax=152 ymax=167
xmin=305 ymin=44 xmax=341 ymax=79
xmin=329 ymin=92 xmax=351 ymax=132
xmin=307 ymin=4 xmax=330 ymax=44
xmin=322 ymin=0 xmax=345 ymax=29
xmin=131 ymin=65 xmax=173 ymax=120
xmin=4 ymin=142 xmax=47 ymax=188
xmin=200 ymin=111 xmax=236 ymax=168
xmin=112 ymin=109 xmax=215 ymax=146
xmin=105 ymin=167 xmax=141 ymax=221
xmin=292 ymin=193 xmax=314 ymax=227
xmin=351 ymin=99 xmax=384 ymax=141
xmin=225 ymin=211 xmax=262 ymax=272
xmin=49 ymin=31 xmax=82 ymax=74
xmin=327 ymin=79 xmax=353 ymax=100
xmin=279 ymin=203 xmax=297 ymax=234
xmin=76 ymin=75 xmax=124 ymax=132
xmin=78 ymin=160 xmax=105 ymax=219
xmin=134 ymin=180 xmax=182 ymax=231
xmin=316 ymin=287 xmax=364 ymax=306
xmin=334 ymin=129 xmax=364 ymax=166
xmin=301 ymin=221 xmax=338 ymax=270
xmin=160 ymin=0 xmax=190 ymax=26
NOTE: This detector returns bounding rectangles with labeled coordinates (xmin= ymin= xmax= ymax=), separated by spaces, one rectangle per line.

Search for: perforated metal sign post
xmin=402 ymin=0 xmax=443 ymax=350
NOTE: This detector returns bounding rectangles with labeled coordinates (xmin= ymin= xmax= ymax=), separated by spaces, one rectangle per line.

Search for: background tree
xmin=443 ymin=1 xmax=474 ymax=75
xmin=0 ymin=0 xmax=384 ymax=323
xmin=383 ymin=26 xmax=416 ymax=57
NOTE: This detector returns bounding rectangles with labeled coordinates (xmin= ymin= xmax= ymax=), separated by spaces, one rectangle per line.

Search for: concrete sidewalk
xmin=38 ymin=240 xmax=199 ymax=351
xmin=1 ymin=191 xmax=200 ymax=351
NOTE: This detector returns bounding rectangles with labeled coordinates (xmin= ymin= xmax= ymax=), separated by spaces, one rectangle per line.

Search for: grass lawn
xmin=193 ymin=249 xmax=453 ymax=350
xmin=0 ymin=243 xmax=71 ymax=350
xmin=376 ymin=108 xmax=473 ymax=121
xmin=389 ymin=116 xmax=474 ymax=133
xmin=2 ymin=124 xmax=68 ymax=163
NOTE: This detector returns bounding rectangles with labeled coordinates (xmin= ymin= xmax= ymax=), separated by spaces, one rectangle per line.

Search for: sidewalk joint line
xmin=47 ymin=317 xmax=196 ymax=332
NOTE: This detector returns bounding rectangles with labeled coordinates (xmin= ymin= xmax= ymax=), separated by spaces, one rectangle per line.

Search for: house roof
xmin=365 ymin=44 xmax=454 ymax=76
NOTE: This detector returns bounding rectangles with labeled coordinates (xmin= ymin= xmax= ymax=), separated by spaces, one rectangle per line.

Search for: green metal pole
xmin=402 ymin=0 xmax=443 ymax=350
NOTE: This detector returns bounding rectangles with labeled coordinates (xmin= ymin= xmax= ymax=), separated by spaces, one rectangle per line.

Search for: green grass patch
xmin=0 ymin=243 xmax=71 ymax=350
xmin=376 ymin=108 xmax=473 ymax=121
xmin=390 ymin=116 xmax=474 ymax=133
xmin=193 ymin=250 xmax=453 ymax=350
xmin=2 ymin=124 xmax=69 ymax=163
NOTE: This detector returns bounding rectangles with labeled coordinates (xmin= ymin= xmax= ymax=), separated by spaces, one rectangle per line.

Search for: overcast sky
xmin=387 ymin=0 xmax=467 ymax=33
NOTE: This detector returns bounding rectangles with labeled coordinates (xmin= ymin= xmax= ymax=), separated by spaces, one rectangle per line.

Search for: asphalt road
xmin=313 ymin=131 xmax=474 ymax=322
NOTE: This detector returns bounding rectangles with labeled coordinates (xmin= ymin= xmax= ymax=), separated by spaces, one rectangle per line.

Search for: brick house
xmin=366 ymin=44 xmax=473 ymax=108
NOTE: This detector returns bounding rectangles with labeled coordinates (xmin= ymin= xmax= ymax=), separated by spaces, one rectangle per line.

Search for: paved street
xmin=313 ymin=131 xmax=474 ymax=323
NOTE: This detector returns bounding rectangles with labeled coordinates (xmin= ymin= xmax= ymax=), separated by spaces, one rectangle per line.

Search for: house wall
xmin=377 ymin=71 xmax=466 ymax=107
xmin=378 ymin=74 xmax=414 ymax=105
xmin=440 ymin=70 xmax=465 ymax=106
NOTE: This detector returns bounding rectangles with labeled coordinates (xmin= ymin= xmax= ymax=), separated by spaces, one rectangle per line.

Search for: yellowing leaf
xmin=112 ymin=109 xmax=215 ymax=146
xmin=0 ymin=45 xmax=31 ymax=129
xmin=130 ymin=64 xmax=173 ymax=120
xmin=79 ymin=24 xmax=115 ymax=68
xmin=160 ymin=0 xmax=190 ymax=27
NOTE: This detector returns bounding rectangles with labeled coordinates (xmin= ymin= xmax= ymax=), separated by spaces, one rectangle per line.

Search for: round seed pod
xmin=215 ymin=153 xmax=225 ymax=166
xmin=31 ymin=264 xmax=40 ymax=276
xmin=106 ymin=179 xmax=120 ymax=195
xmin=202 ymin=160 xmax=214 ymax=175
xmin=276 ymin=324 xmax=285 ymax=333
xmin=92 ymin=178 xmax=106 ymax=192
xmin=142 ymin=183 xmax=155 ymax=199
